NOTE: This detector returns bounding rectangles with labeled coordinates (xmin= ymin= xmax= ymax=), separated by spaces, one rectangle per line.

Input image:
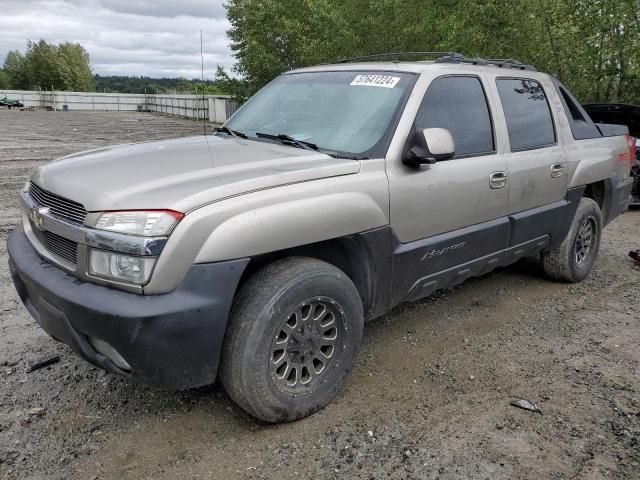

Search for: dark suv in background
xmin=584 ymin=103 xmax=640 ymax=206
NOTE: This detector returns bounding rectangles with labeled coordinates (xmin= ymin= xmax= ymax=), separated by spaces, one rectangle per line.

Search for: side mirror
xmin=404 ymin=128 xmax=455 ymax=166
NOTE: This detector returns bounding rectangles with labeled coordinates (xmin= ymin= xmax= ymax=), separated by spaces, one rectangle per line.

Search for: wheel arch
xmin=582 ymin=178 xmax=619 ymax=225
xmin=193 ymin=192 xmax=388 ymax=263
xmin=583 ymin=180 xmax=606 ymax=209
xmin=236 ymin=229 xmax=393 ymax=321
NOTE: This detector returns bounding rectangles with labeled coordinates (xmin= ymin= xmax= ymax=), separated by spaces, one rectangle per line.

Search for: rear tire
xmin=219 ymin=257 xmax=364 ymax=423
xmin=541 ymin=197 xmax=602 ymax=282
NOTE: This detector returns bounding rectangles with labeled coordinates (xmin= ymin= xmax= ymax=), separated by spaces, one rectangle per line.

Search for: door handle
xmin=489 ymin=171 xmax=507 ymax=189
xmin=550 ymin=163 xmax=565 ymax=178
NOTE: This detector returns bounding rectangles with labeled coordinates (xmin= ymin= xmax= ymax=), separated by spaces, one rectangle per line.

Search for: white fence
xmin=0 ymin=89 xmax=237 ymax=123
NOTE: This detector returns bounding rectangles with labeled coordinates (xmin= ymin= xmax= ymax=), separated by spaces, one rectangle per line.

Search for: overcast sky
xmin=0 ymin=0 xmax=234 ymax=79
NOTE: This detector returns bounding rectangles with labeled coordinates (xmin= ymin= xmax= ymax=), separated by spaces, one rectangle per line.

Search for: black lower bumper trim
xmin=7 ymin=226 xmax=248 ymax=390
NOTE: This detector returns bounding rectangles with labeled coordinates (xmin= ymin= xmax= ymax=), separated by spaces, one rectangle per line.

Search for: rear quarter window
xmin=496 ymin=78 xmax=556 ymax=151
xmin=556 ymin=84 xmax=602 ymax=140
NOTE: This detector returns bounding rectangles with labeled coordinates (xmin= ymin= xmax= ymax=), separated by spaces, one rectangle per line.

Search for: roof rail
xmin=328 ymin=52 xmax=462 ymax=64
xmin=324 ymin=51 xmax=537 ymax=71
xmin=435 ymin=53 xmax=536 ymax=71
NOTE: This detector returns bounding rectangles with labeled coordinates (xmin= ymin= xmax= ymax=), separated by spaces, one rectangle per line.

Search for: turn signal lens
xmin=95 ymin=210 xmax=183 ymax=236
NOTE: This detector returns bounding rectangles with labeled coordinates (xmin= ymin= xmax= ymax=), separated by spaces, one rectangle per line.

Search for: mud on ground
xmin=0 ymin=110 xmax=638 ymax=480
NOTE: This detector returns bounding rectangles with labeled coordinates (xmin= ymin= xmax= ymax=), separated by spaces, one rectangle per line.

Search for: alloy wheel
xmin=575 ymin=217 xmax=596 ymax=266
xmin=269 ymin=298 xmax=342 ymax=393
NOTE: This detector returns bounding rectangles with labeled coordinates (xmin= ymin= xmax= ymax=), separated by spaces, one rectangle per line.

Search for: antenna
xmin=200 ymin=30 xmax=207 ymax=135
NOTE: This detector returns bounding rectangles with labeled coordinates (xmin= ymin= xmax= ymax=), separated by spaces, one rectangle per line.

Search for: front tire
xmin=219 ymin=257 xmax=364 ymax=423
xmin=541 ymin=197 xmax=602 ymax=282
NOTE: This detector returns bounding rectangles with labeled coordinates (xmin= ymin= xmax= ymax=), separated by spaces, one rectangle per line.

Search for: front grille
xmin=28 ymin=182 xmax=87 ymax=224
xmin=30 ymin=221 xmax=78 ymax=264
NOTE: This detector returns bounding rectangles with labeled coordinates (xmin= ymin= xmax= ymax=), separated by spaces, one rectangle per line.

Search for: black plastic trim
xmin=595 ymin=123 xmax=629 ymax=138
xmin=352 ymin=227 xmax=394 ymax=320
xmin=402 ymin=236 xmax=549 ymax=303
xmin=602 ymin=176 xmax=634 ymax=225
xmin=8 ymin=226 xmax=249 ymax=390
xmin=511 ymin=187 xmax=583 ymax=248
xmin=392 ymin=218 xmax=510 ymax=305
xmin=388 ymin=188 xmax=584 ymax=305
xmin=550 ymin=79 xmax=603 ymax=140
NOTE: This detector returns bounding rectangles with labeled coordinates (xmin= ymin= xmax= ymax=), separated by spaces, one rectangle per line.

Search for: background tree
xmin=57 ymin=42 xmax=95 ymax=91
xmin=2 ymin=50 xmax=29 ymax=90
xmin=214 ymin=65 xmax=253 ymax=102
xmin=0 ymin=70 xmax=9 ymax=89
xmin=224 ymin=0 xmax=640 ymax=104
xmin=175 ymin=77 xmax=194 ymax=93
xmin=93 ymin=75 xmax=224 ymax=94
xmin=23 ymin=40 xmax=66 ymax=90
xmin=3 ymin=2 xmax=638 ymax=102
xmin=2 ymin=40 xmax=95 ymax=91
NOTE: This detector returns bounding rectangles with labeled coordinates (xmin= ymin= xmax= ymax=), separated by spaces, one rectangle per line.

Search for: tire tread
xmin=541 ymin=197 xmax=601 ymax=283
xmin=219 ymin=257 xmax=363 ymax=422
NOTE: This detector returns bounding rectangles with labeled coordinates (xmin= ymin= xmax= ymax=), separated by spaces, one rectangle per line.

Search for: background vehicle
xmin=631 ymin=138 xmax=640 ymax=206
xmin=7 ymin=53 xmax=635 ymax=422
xmin=0 ymin=96 xmax=24 ymax=108
xmin=583 ymin=103 xmax=640 ymax=206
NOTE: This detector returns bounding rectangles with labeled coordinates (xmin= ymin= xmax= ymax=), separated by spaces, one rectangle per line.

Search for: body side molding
xmin=389 ymin=188 xmax=584 ymax=306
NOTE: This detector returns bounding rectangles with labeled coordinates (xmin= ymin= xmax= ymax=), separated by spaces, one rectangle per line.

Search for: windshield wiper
xmin=326 ymin=153 xmax=370 ymax=160
xmin=253 ymin=132 xmax=365 ymax=159
xmin=255 ymin=132 xmax=318 ymax=151
xmin=215 ymin=126 xmax=247 ymax=139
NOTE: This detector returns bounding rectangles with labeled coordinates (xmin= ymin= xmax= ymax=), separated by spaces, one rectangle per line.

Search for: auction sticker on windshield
xmin=351 ymin=74 xmax=400 ymax=88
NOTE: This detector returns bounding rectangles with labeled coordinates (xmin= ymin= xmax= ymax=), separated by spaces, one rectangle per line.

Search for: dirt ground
xmin=0 ymin=110 xmax=638 ymax=480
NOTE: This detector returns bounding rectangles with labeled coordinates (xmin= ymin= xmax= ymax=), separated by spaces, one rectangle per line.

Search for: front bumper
xmin=8 ymin=226 xmax=248 ymax=390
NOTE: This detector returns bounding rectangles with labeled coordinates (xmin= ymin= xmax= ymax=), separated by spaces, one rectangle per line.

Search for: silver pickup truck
xmin=7 ymin=54 xmax=635 ymax=422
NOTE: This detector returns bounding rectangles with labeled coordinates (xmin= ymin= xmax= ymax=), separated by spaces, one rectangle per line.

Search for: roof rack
xmin=326 ymin=51 xmax=537 ymax=71
xmin=328 ymin=52 xmax=462 ymax=64
xmin=435 ymin=53 xmax=536 ymax=71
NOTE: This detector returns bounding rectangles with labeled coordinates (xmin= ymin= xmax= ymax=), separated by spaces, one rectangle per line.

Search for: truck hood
xmin=32 ymin=135 xmax=360 ymax=213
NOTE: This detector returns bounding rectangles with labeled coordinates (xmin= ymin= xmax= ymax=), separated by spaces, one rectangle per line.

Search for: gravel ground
xmin=0 ymin=110 xmax=638 ymax=480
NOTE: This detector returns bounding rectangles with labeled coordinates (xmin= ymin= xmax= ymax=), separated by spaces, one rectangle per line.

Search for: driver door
xmin=387 ymin=74 xmax=510 ymax=302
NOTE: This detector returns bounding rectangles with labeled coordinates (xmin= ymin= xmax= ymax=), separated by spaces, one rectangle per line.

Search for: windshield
xmin=225 ymin=71 xmax=415 ymax=157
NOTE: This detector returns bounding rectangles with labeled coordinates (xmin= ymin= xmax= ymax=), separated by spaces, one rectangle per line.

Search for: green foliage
xmin=94 ymin=75 xmax=224 ymax=94
xmin=0 ymin=70 xmax=9 ymax=89
xmin=193 ymin=82 xmax=224 ymax=95
xmin=175 ymin=77 xmax=194 ymax=93
xmin=3 ymin=50 xmax=29 ymax=89
xmin=2 ymin=40 xmax=95 ymax=91
xmin=224 ymin=0 xmax=640 ymax=104
xmin=214 ymin=65 xmax=252 ymax=102
xmin=57 ymin=42 xmax=94 ymax=91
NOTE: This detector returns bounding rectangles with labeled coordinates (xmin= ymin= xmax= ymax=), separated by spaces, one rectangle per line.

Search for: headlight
xmin=94 ymin=210 xmax=183 ymax=236
xmin=88 ymin=249 xmax=156 ymax=284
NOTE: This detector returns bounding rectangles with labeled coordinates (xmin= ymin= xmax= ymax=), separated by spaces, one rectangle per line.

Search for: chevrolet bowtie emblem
xmin=30 ymin=207 xmax=49 ymax=231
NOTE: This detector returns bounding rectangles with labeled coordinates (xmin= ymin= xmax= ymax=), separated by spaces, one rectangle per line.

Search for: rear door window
xmin=415 ymin=76 xmax=495 ymax=157
xmin=496 ymin=78 xmax=556 ymax=151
